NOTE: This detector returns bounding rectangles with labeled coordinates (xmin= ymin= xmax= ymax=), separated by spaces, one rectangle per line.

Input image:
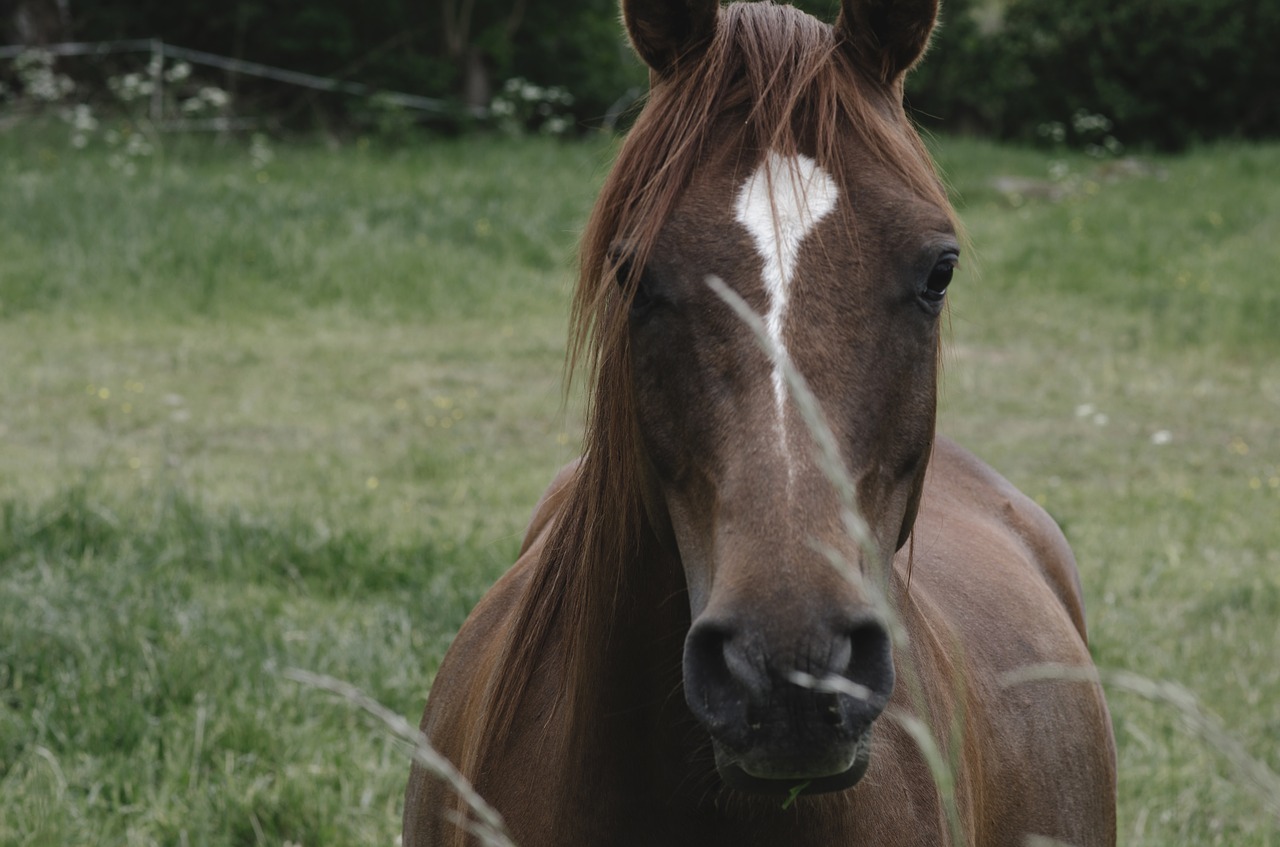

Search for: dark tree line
xmin=5 ymin=0 xmax=1278 ymax=148
xmin=4 ymin=0 xmax=72 ymax=45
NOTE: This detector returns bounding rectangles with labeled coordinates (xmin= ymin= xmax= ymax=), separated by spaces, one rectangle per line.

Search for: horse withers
xmin=404 ymin=0 xmax=1118 ymax=843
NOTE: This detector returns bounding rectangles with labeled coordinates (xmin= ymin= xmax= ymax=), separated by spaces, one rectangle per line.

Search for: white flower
xmin=1151 ymin=430 xmax=1173 ymax=446
xmin=164 ymin=61 xmax=191 ymax=82
xmin=199 ymin=86 xmax=230 ymax=108
xmin=14 ymin=49 xmax=53 ymax=72
xmin=1072 ymin=110 xmax=1112 ymax=134
xmin=111 ymin=72 xmax=143 ymax=101
xmin=67 ymin=103 xmax=98 ymax=132
xmin=27 ymin=69 xmax=75 ymax=101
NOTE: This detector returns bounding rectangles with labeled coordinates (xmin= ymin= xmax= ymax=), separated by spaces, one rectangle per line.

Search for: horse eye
xmin=612 ymin=254 xmax=636 ymax=289
xmin=630 ymin=271 xmax=657 ymax=318
xmin=922 ymin=259 xmax=956 ymax=302
xmin=613 ymin=255 xmax=660 ymax=320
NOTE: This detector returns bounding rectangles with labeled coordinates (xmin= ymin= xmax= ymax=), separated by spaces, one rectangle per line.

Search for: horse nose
xmin=826 ymin=617 xmax=895 ymax=726
xmin=682 ymin=620 xmax=757 ymax=747
xmin=683 ymin=612 xmax=895 ymax=752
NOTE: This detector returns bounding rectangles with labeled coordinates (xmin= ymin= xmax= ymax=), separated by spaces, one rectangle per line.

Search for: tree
xmin=439 ymin=0 xmax=527 ymax=110
xmin=4 ymin=0 xmax=71 ymax=45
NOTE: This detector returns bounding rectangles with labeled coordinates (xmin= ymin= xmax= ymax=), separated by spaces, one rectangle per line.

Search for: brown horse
xmin=404 ymin=0 xmax=1117 ymax=843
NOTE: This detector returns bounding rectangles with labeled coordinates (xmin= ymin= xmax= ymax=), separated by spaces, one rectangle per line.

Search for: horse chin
xmin=712 ymin=729 xmax=873 ymax=796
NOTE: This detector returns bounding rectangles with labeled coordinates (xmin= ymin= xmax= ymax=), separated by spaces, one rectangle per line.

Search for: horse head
xmin=609 ymin=0 xmax=956 ymax=795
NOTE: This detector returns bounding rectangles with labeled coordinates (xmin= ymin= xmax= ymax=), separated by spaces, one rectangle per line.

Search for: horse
xmin=404 ymin=0 xmax=1118 ymax=843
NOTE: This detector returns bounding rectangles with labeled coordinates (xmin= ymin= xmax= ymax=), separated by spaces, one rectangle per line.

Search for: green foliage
xmin=508 ymin=0 xmax=647 ymax=129
xmin=70 ymin=0 xmax=455 ymax=116
xmin=53 ymin=0 xmax=647 ymax=131
xmin=909 ymin=0 xmax=1280 ymax=150
xmin=37 ymin=0 xmax=1280 ymax=143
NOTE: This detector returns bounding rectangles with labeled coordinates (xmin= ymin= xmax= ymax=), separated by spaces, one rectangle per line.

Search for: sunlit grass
xmin=0 ymin=124 xmax=1277 ymax=844
xmin=0 ymin=130 xmax=603 ymax=321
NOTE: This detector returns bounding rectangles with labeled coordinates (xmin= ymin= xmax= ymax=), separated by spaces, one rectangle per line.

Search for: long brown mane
xmin=459 ymin=0 xmax=952 ymax=793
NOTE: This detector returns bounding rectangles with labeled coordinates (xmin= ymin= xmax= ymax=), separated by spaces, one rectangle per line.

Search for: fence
xmin=0 ymin=38 xmax=477 ymax=128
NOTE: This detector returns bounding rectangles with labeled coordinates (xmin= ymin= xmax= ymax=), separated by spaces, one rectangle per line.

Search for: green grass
xmin=1 ymin=122 xmax=1277 ymax=845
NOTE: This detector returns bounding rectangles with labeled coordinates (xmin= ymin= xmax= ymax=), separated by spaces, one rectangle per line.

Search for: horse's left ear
xmin=835 ymin=0 xmax=940 ymax=86
xmin=622 ymin=0 xmax=719 ymax=76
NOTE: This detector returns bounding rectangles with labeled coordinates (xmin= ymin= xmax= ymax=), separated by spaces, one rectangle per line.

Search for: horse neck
xmin=557 ymin=508 xmax=697 ymax=799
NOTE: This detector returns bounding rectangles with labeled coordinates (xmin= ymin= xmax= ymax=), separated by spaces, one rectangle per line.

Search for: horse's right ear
xmin=622 ymin=0 xmax=719 ymax=76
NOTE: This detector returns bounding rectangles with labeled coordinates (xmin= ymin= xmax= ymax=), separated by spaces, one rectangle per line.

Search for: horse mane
xmin=453 ymin=0 xmax=953 ymax=819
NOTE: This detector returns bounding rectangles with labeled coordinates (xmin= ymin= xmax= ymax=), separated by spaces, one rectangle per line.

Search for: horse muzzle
xmin=683 ymin=612 xmax=894 ymax=796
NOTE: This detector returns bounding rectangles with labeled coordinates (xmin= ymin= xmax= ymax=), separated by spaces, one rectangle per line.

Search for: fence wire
xmin=0 ymin=38 xmax=475 ymax=118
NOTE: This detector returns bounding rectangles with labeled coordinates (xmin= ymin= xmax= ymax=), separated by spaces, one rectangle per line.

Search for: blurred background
xmin=1 ymin=1 xmax=1277 ymax=846
xmin=3 ymin=0 xmax=1278 ymax=147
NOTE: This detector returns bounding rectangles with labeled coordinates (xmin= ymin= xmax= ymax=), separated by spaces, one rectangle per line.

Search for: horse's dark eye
xmin=921 ymin=258 xmax=956 ymax=304
xmin=613 ymin=253 xmax=663 ymax=322
xmin=630 ymin=273 xmax=656 ymax=318
xmin=613 ymin=254 xmax=636 ymax=290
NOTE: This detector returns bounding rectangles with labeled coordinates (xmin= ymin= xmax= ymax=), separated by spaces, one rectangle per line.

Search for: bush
xmin=22 ymin=0 xmax=1280 ymax=145
xmin=65 ymin=0 xmax=455 ymax=127
xmin=908 ymin=0 xmax=1280 ymax=151
xmin=507 ymin=0 xmax=647 ymax=131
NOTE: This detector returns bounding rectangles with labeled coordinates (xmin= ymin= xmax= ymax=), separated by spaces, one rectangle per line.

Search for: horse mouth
xmin=712 ymin=726 xmax=873 ymax=796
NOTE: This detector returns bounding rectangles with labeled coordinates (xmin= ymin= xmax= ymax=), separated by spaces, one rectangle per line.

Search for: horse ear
xmin=835 ymin=0 xmax=940 ymax=85
xmin=622 ymin=0 xmax=719 ymax=76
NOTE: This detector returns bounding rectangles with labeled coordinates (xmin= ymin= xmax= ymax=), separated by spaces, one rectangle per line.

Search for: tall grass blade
xmin=284 ymin=669 xmax=518 ymax=847
xmin=1003 ymin=664 xmax=1280 ymax=824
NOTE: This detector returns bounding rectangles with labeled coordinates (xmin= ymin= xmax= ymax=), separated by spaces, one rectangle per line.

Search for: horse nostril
xmin=685 ymin=622 xmax=732 ymax=697
xmin=840 ymin=618 xmax=894 ymax=723
xmin=684 ymin=620 xmax=764 ymax=743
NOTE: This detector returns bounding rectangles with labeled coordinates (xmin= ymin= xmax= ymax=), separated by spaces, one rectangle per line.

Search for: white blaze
xmin=733 ymin=151 xmax=839 ymax=466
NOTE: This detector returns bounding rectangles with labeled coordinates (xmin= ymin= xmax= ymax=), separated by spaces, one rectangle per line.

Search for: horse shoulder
xmin=900 ymin=436 xmax=1116 ymax=844
xmin=923 ymin=436 xmax=1088 ymax=640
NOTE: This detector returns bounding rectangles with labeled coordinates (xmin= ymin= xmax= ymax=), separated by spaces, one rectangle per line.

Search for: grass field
xmin=1 ymin=123 xmax=1277 ymax=845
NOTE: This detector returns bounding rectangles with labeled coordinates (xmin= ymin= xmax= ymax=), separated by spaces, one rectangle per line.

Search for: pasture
xmin=0 ymin=126 xmax=1277 ymax=845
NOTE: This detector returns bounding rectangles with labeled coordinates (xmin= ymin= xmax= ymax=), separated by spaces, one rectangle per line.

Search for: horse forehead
xmin=733 ymin=151 xmax=839 ymax=285
xmin=723 ymin=152 xmax=842 ymax=481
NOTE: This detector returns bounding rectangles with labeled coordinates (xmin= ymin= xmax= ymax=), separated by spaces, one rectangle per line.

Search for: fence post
xmin=150 ymin=39 xmax=164 ymax=123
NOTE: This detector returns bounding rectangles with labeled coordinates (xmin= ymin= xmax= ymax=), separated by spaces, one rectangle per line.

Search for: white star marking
xmin=733 ymin=151 xmax=839 ymax=472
